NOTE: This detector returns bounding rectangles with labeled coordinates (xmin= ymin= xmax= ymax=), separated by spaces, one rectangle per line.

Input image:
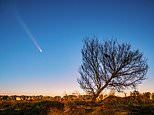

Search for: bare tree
xmin=77 ymin=38 xmax=148 ymax=102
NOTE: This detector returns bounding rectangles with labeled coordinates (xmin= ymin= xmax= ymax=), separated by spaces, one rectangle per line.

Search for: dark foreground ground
xmin=0 ymin=96 xmax=154 ymax=115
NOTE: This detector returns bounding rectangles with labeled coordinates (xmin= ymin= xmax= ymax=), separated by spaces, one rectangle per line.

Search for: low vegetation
xmin=0 ymin=94 xmax=154 ymax=115
xmin=0 ymin=100 xmax=64 ymax=115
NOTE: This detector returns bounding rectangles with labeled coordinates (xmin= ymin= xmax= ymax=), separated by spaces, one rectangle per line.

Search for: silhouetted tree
xmin=143 ymin=92 xmax=151 ymax=100
xmin=152 ymin=93 xmax=154 ymax=101
xmin=77 ymin=38 xmax=148 ymax=102
xmin=130 ymin=90 xmax=140 ymax=97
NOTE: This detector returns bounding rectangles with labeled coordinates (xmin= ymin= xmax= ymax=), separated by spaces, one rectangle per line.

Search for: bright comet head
xmin=39 ymin=49 xmax=43 ymax=53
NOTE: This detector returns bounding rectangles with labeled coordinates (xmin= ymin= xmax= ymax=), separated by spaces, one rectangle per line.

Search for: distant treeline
xmin=0 ymin=91 xmax=154 ymax=102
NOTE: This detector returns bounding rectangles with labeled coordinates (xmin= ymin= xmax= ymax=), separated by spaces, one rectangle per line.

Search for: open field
xmin=0 ymin=96 xmax=154 ymax=115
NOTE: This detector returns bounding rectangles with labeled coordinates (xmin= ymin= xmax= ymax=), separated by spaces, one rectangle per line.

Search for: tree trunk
xmin=91 ymin=77 xmax=113 ymax=103
xmin=91 ymin=94 xmax=98 ymax=103
xmin=91 ymin=83 xmax=110 ymax=103
xmin=91 ymin=90 xmax=101 ymax=103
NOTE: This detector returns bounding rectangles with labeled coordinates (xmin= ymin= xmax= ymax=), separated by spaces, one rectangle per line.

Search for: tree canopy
xmin=77 ymin=38 xmax=148 ymax=102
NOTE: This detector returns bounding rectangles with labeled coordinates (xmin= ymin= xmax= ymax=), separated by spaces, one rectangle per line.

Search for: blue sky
xmin=0 ymin=0 xmax=154 ymax=96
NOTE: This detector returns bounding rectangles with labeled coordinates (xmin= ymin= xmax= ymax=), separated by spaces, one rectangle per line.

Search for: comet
xmin=16 ymin=15 xmax=43 ymax=53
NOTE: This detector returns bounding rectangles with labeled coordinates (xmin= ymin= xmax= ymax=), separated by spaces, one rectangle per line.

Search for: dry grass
xmin=0 ymin=96 xmax=154 ymax=115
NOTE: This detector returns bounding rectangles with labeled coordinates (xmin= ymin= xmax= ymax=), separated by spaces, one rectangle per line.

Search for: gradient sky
xmin=0 ymin=0 xmax=154 ymax=96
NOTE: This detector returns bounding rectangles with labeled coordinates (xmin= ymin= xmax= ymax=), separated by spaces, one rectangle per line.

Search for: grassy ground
xmin=0 ymin=96 xmax=154 ymax=115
